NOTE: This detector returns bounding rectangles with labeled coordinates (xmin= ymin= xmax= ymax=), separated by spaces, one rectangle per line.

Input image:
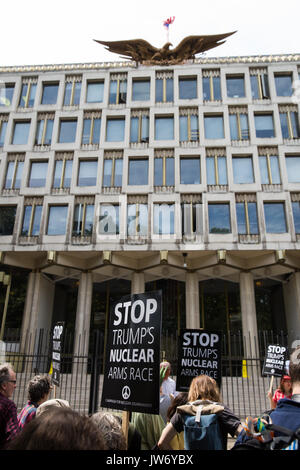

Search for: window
xmin=254 ymin=113 xmax=275 ymax=138
xmin=226 ymin=75 xmax=245 ymax=98
xmin=35 ymin=114 xmax=54 ymax=146
xmin=155 ymin=72 xmax=173 ymax=103
xmin=153 ymin=203 xmax=175 ymax=235
xmin=47 ymin=205 xmax=68 ymax=235
xmin=208 ymin=203 xmax=231 ymax=233
xmin=180 ymin=157 xmax=201 ymax=184
xmin=4 ymin=158 xmax=24 ymax=189
xmin=58 ymin=119 xmax=77 ymax=143
xmin=264 ymin=202 xmax=287 ymax=233
xmin=179 ymin=109 xmax=199 ymax=142
xmin=78 ymin=160 xmax=98 ymax=186
xmin=154 ymin=151 xmax=174 ymax=187
xmin=29 ymin=161 xmax=48 ymax=187
xmin=127 ymin=202 xmax=148 ymax=236
xmin=204 ymin=115 xmax=224 ymax=139
xmin=128 ymin=158 xmax=148 ymax=185
xmin=53 ymin=155 xmax=73 ymax=189
xmin=109 ymin=75 xmax=127 ymax=104
xmin=103 ymin=154 xmax=123 ymax=187
xmin=0 ymin=206 xmax=17 ymax=235
xmin=82 ymin=112 xmax=101 ymax=145
xmin=0 ymin=115 xmax=8 ymax=146
xmin=202 ymin=70 xmax=221 ymax=101
xmin=132 ymin=79 xmax=150 ymax=101
xmin=41 ymin=82 xmax=59 ymax=105
xmin=64 ymin=76 xmax=81 ymax=106
xmin=232 ymin=156 xmax=254 ymax=184
xmin=179 ymin=77 xmax=197 ymax=99
xmin=229 ymin=108 xmax=249 ymax=140
xmin=0 ymin=84 xmax=14 ymax=107
xmin=12 ymin=121 xmax=31 ymax=145
xmin=86 ymin=81 xmax=104 ymax=103
xmin=72 ymin=201 xmax=94 ymax=236
xmin=99 ymin=204 xmax=120 ymax=234
xmin=21 ymin=200 xmax=43 ymax=237
xmin=250 ymin=69 xmax=270 ymax=99
xmin=181 ymin=199 xmax=202 ymax=236
xmin=106 ymin=117 xmax=125 ymax=142
xmin=285 ymin=155 xmax=300 ymax=183
xmin=274 ymin=73 xmax=293 ymax=97
xmin=236 ymin=197 xmax=259 ymax=235
xmin=155 ymin=116 xmax=174 ymax=140
xmin=291 ymin=196 xmax=300 ymax=233
xmin=130 ymin=111 xmax=149 ymax=143
xmin=206 ymin=151 xmax=227 ymax=186
xmin=259 ymin=151 xmax=281 ymax=185
xmin=18 ymin=79 xmax=37 ymax=108
xmin=279 ymin=107 xmax=300 ymax=139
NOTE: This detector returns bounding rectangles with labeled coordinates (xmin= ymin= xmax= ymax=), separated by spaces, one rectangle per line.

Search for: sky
xmin=1 ymin=0 xmax=299 ymax=67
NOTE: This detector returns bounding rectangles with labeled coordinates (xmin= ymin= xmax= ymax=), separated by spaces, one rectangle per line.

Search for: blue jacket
xmin=270 ymin=397 xmax=300 ymax=432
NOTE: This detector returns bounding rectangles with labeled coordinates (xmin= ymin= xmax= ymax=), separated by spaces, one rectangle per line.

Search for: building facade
xmin=0 ymin=53 xmax=300 ymax=356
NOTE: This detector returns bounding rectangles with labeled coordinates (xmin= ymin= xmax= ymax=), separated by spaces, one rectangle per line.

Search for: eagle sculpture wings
xmin=94 ymin=32 xmax=236 ymax=65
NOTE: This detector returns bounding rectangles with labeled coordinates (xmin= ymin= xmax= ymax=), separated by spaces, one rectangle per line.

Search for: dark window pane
xmin=0 ymin=206 xmax=16 ymax=235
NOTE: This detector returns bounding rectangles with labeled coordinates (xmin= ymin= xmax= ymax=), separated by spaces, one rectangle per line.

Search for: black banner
xmin=176 ymin=329 xmax=222 ymax=391
xmin=262 ymin=344 xmax=288 ymax=377
xmin=52 ymin=321 xmax=64 ymax=386
xmin=101 ymin=291 xmax=162 ymax=414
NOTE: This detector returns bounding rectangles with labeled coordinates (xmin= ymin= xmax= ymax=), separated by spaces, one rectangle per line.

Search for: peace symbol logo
xmin=122 ymin=385 xmax=131 ymax=400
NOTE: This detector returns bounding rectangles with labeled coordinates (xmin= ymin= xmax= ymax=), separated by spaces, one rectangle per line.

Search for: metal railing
xmin=0 ymin=328 xmax=296 ymax=419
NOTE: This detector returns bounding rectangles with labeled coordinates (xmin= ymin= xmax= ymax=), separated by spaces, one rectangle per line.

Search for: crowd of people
xmin=0 ymin=348 xmax=300 ymax=452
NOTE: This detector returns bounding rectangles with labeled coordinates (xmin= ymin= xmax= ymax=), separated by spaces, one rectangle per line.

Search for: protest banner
xmin=262 ymin=344 xmax=288 ymax=395
xmin=101 ymin=290 xmax=162 ymax=415
xmin=176 ymin=329 xmax=222 ymax=390
xmin=52 ymin=321 xmax=64 ymax=387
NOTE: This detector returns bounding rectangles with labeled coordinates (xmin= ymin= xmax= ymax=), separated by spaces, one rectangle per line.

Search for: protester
xmin=166 ymin=391 xmax=188 ymax=450
xmin=7 ymin=407 xmax=107 ymax=450
xmin=160 ymin=361 xmax=176 ymax=398
xmin=90 ymin=411 xmax=126 ymax=450
xmin=131 ymin=411 xmax=165 ymax=450
xmin=35 ymin=397 xmax=70 ymax=417
xmin=267 ymin=374 xmax=292 ymax=409
xmin=269 ymin=346 xmax=300 ymax=432
xmin=0 ymin=363 xmax=19 ymax=449
xmin=158 ymin=375 xmax=242 ymax=450
xmin=18 ymin=374 xmax=52 ymax=429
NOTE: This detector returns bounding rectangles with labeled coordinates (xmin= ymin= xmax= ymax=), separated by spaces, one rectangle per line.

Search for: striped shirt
xmin=17 ymin=401 xmax=37 ymax=429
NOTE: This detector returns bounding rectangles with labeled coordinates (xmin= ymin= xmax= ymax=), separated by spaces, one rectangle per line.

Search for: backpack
xmin=177 ymin=400 xmax=224 ymax=450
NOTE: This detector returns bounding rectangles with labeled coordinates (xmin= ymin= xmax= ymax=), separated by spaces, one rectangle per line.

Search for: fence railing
xmin=0 ymin=328 xmax=297 ymax=419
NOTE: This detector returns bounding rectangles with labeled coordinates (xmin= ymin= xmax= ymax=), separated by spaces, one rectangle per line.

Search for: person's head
xmin=289 ymin=346 xmax=300 ymax=387
xmin=160 ymin=361 xmax=171 ymax=380
xmin=188 ymin=375 xmax=220 ymax=403
xmin=35 ymin=398 xmax=70 ymax=417
xmin=27 ymin=375 xmax=52 ymax=404
xmin=7 ymin=408 xmax=107 ymax=450
xmin=279 ymin=375 xmax=292 ymax=394
xmin=167 ymin=392 xmax=188 ymax=421
xmin=0 ymin=363 xmax=16 ymax=399
xmin=90 ymin=411 xmax=126 ymax=450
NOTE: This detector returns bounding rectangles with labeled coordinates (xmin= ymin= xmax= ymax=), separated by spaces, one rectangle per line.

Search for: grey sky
xmin=1 ymin=0 xmax=299 ymax=66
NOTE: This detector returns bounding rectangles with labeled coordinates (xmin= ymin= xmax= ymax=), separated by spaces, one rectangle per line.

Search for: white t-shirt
xmin=161 ymin=377 xmax=176 ymax=397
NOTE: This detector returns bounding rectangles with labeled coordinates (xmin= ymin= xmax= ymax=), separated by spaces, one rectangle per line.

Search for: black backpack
xmin=232 ymin=424 xmax=300 ymax=451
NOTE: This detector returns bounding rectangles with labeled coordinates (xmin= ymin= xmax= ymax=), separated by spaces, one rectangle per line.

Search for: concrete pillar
xmin=131 ymin=271 xmax=145 ymax=294
xmin=73 ymin=271 xmax=93 ymax=356
xmin=239 ymin=272 xmax=259 ymax=358
xmin=283 ymin=272 xmax=300 ymax=347
xmin=20 ymin=271 xmax=55 ymax=354
xmin=185 ymin=272 xmax=200 ymax=329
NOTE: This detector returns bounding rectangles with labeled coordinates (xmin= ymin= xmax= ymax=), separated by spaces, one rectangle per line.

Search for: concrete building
xmin=0 ymin=53 xmax=300 ymax=357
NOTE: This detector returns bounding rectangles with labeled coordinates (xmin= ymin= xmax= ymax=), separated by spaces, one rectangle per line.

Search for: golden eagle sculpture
xmin=94 ymin=31 xmax=236 ymax=65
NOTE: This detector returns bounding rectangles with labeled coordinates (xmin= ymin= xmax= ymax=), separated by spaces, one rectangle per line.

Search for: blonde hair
xmin=188 ymin=375 xmax=220 ymax=403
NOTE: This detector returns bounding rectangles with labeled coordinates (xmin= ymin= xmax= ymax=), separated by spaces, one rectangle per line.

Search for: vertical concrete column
xmin=185 ymin=272 xmax=200 ymax=329
xmin=131 ymin=271 xmax=145 ymax=294
xmin=73 ymin=271 xmax=93 ymax=357
xmin=20 ymin=271 xmax=55 ymax=354
xmin=283 ymin=272 xmax=300 ymax=347
xmin=239 ymin=272 xmax=259 ymax=358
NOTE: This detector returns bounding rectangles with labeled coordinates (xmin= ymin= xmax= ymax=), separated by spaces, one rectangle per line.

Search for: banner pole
xmin=122 ymin=410 xmax=130 ymax=450
xmin=268 ymin=375 xmax=274 ymax=395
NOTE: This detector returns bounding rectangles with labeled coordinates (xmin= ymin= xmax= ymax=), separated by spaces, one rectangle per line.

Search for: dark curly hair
xmin=27 ymin=375 xmax=52 ymax=403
